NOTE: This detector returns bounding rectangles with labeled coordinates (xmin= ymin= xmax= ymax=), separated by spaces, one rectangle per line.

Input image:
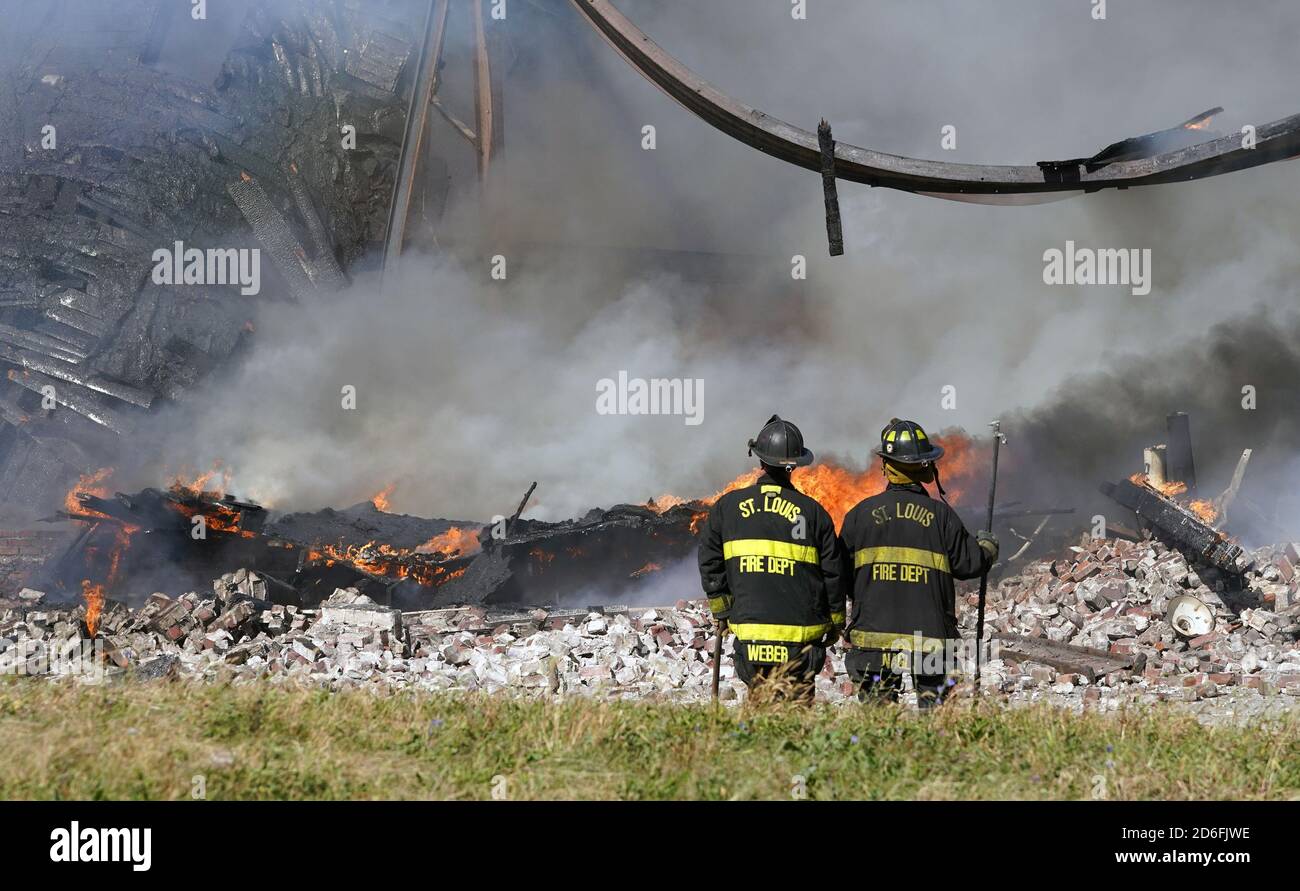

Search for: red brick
xmin=1073 ymin=562 xmax=1103 ymax=582
xmin=1188 ymin=631 xmax=1220 ymax=648
xmin=1207 ymin=673 xmax=1237 ymax=685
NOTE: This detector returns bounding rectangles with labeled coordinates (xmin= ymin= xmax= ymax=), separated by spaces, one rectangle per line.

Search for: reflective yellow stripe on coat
xmin=723 ymin=539 xmax=820 ymax=564
xmin=848 ymin=630 xmax=949 ymax=652
xmin=853 ymin=546 xmax=951 ymax=574
xmin=730 ymin=622 xmax=834 ymax=644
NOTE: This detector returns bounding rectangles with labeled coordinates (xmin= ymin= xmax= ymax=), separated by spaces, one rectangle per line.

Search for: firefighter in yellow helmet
xmin=838 ymin=419 xmax=998 ymax=707
xmin=698 ymin=415 xmax=846 ymax=700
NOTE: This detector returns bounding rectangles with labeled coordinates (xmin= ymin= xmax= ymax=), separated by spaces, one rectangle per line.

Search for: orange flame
xmin=1131 ymin=473 xmax=1220 ymax=526
xmin=1188 ymin=499 xmax=1219 ymax=525
xmin=168 ymin=462 xmax=233 ymax=497
xmin=1130 ymin=472 xmax=1188 ymax=499
xmin=166 ymin=489 xmax=257 ymax=538
xmin=81 ymin=580 xmax=104 ymax=636
xmin=371 ymin=484 xmax=396 ymax=513
xmin=78 ymin=524 xmax=130 ymax=635
xmin=655 ymin=430 xmax=980 ymax=530
xmin=305 ymin=538 xmax=468 ymax=586
xmin=416 ymin=525 xmax=482 ymax=557
xmin=64 ymin=467 xmax=114 ymax=515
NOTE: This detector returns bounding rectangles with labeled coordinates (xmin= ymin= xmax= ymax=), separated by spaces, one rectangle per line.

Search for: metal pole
xmin=711 ymin=624 xmax=724 ymax=702
xmin=974 ymin=420 xmax=1004 ymax=688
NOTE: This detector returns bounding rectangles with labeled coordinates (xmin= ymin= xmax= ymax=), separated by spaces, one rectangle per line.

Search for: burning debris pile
xmin=10 ymin=408 xmax=1294 ymax=720
xmin=43 ymin=472 xmax=708 ymax=613
xmin=41 ymin=437 xmax=987 ymax=615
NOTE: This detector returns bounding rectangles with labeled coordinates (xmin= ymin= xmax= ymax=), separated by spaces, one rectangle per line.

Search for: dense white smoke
xmin=136 ymin=0 xmax=1299 ymax=527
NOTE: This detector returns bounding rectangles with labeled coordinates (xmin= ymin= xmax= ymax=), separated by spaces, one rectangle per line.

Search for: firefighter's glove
xmin=976 ymin=530 xmax=999 ymax=564
xmin=820 ymin=626 xmax=842 ymax=648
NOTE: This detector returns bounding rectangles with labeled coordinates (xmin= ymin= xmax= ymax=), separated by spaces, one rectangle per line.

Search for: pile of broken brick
xmin=2 ymin=540 xmax=1299 ymax=718
xmin=967 ymin=537 xmax=1300 ymax=713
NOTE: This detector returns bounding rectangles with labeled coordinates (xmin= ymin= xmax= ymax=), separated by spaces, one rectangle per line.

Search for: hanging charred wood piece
xmin=817 ymin=120 xmax=844 ymax=256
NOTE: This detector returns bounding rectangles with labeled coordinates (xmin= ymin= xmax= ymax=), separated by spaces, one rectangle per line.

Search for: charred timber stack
xmin=44 ymin=485 xmax=705 ymax=611
xmin=0 ymin=0 xmax=423 ymax=511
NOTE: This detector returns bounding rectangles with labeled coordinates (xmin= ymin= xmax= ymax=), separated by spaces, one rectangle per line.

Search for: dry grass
xmin=1 ymin=675 xmax=1297 ymax=800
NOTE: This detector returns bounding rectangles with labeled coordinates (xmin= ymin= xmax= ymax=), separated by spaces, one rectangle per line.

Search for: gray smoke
xmin=129 ymin=0 xmax=1299 ymax=528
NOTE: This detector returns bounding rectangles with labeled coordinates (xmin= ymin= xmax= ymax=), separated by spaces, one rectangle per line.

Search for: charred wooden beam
xmin=1100 ymin=478 xmax=1251 ymax=574
xmin=504 ymin=481 xmax=538 ymax=539
xmin=992 ymin=632 xmax=1138 ymax=683
xmin=0 ymin=323 xmax=87 ymax=364
xmin=6 ymin=367 xmax=136 ymax=435
xmin=382 ymin=0 xmax=450 ymax=278
xmin=287 ymin=166 xmax=347 ymax=291
xmin=0 ymin=343 xmax=153 ymax=408
xmin=228 ymin=174 xmax=335 ymax=299
xmin=472 ymin=0 xmax=496 ymax=182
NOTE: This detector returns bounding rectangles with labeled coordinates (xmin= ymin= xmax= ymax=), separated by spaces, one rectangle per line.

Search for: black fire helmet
xmin=748 ymin=414 xmax=814 ymax=468
xmin=873 ymin=418 xmax=945 ymax=465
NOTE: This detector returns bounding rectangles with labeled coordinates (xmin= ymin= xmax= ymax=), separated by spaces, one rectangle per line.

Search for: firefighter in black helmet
xmin=698 ymin=415 xmax=846 ymax=700
xmin=838 ymin=419 xmax=998 ymax=707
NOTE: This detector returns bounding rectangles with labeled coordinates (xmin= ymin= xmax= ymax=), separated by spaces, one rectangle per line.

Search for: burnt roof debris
xmin=0 ymin=0 xmax=422 ymax=515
